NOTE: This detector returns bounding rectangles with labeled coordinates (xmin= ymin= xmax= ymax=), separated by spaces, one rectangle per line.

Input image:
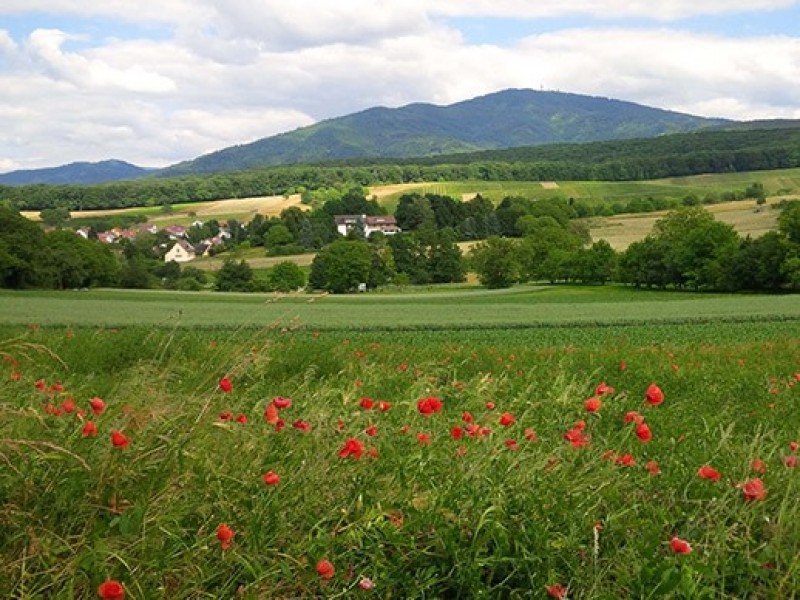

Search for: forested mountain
xmin=4 ymin=125 xmax=800 ymax=211
xmin=0 ymin=160 xmax=150 ymax=186
xmin=161 ymin=89 xmax=730 ymax=175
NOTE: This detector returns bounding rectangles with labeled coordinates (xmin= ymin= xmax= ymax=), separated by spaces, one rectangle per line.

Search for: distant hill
xmin=0 ymin=160 xmax=150 ymax=186
xmin=161 ymin=89 xmax=731 ymax=176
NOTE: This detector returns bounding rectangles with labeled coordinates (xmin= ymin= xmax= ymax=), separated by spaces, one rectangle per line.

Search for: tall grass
xmin=1 ymin=323 xmax=799 ymax=597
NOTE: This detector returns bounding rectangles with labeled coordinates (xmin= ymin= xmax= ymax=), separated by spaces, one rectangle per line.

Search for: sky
xmin=1 ymin=1 xmax=800 ymax=173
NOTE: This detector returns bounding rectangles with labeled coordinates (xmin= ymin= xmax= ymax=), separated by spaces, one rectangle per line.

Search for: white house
xmin=334 ymin=215 xmax=401 ymax=237
xmin=164 ymin=240 xmax=196 ymax=263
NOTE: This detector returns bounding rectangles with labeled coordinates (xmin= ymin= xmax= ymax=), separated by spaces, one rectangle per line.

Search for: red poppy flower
xmin=61 ymin=398 xmax=76 ymax=413
xmin=619 ymin=361 xmax=627 ymax=370
xmin=219 ymin=411 xmax=233 ymax=421
xmin=574 ymin=420 xmax=587 ymax=431
xmin=546 ymin=584 xmax=568 ymax=598
xmin=365 ymin=425 xmax=378 ymax=437
xmin=595 ymin=382 xmax=615 ymax=396
xmin=262 ymin=471 xmax=280 ymax=486
xmin=316 ymin=559 xmax=335 ymax=579
xmin=564 ymin=427 xmax=590 ymax=449
xmin=216 ymin=523 xmax=234 ymax=550
xmin=499 ymin=412 xmax=516 ymax=427
xmin=110 ymin=430 xmax=129 ymax=449
xmin=742 ymin=478 xmax=767 ymax=502
xmin=615 ymin=453 xmax=635 ymax=466
xmin=450 ymin=426 xmax=464 ymax=440
xmin=624 ymin=411 xmax=644 ymax=425
xmin=339 ymin=438 xmax=365 ymax=460
xmin=44 ymin=403 xmax=61 ymax=416
xmin=635 ymin=423 xmax=652 ymax=443
xmin=10 ymin=371 xmax=21 ymax=381
xmin=274 ymin=419 xmax=285 ymax=432
xmin=790 ymin=441 xmax=799 ymax=453
xmin=218 ymin=377 xmax=233 ymax=393
xmin=697 ymin=466 xmax=721 ymax=481
xmin=236 ymin=414 xmax=247 ymax=424
xmin=785 ymin=455 xmax=798 ymax=468
xmin=750 ymin=458 xmax=766 ymax=474
xmin=264 ymin=403 xmax=279 ymax=425
xmin=505 ymin=439 xmax=519 ymax=451
xmin=584 ymin=397 xmax=602 ymax=413
xmin=485 ymin=401 xmax=496 ymax=410
xmin=97 ymin=579 xmax=125 ymax=600
xmin=34 ymin=378 xmax=46 ymax=391
xmin=416 ymin=432 xmax=431 ymax=445
xmin=646 ymin=383 xmax=664 ymax=406
xmin=292 ymin=419 xmax=311 ymax=431
xmin=272 ymin=396 xmax=292 ymax=409
xmin=417 ymin=396 xmax=443 ymax=415
xmin=359 ymin=397 xmax=375 ymax=410
xmin=645 ymin=460 xmax=660 ymax=476
xmin=82 ymin=421 xmax=98 ymax=437
xmin=465 ymin=424 xmax=480 ymax=437
xmin=377 ymin=401 xmax=391 ymax=412
xmin=50 ymin=382 xmax=65 ymax=394
xmin=524 ymin=427 xmax=538 ymax=442
xmin=670 ymin=536 xmax=692 ymax=555
xmin=462 ymin=411 xmax=474 ymax=423
xmin=89 ymin=397 xmax=106 ymax=416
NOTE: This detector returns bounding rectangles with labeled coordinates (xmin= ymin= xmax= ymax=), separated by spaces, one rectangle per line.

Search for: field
xmin=587 ymin=198 xmax=782 ymax=250
xmin=21 ymin=194 xmax=306 ymax=226
xmin=1 ymin=286 xmax=799 ymax=598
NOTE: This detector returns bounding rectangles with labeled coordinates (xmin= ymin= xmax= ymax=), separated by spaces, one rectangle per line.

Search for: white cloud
xmin=24 ymin=29 xmax=177 ymax=93
xmin=427 ymin=0 xmax=798 ymax=20
xmin=1 ymin=2 xmax=800 ymax=172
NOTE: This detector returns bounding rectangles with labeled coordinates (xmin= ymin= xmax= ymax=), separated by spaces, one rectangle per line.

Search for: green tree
xmin=470 ymin=237 xmax=520 ymax=289
xmin=0 ymin=206 xmax=49 ymax=288
xmin=215 ymin=259 xmax=254 ymax=292
xmin=39 ymin=207 xmax=71 ymax=228
xmin=266 ymin=261 xmax=306 ymax=292
xmin=309 ymin=240 xmax=372 ymax=293
xmin=778 ymin=201 xmax=800 ymax=244
xmin=429 ymin=229 xmax=465 ymax=283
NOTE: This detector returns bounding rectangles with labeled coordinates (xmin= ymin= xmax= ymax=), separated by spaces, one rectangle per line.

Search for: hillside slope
xmin=162 ymin=89 xmax=730 ymax=175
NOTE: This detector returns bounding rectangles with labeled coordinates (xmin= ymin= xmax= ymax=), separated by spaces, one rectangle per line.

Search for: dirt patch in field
xmin=540 ymin=181 xmax=560 ymax=189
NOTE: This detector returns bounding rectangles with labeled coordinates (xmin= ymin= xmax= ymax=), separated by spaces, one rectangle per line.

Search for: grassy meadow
xmin=1 ymin=286 xmax=799 ymax=598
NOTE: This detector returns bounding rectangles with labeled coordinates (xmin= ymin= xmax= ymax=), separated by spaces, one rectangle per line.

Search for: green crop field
xmin=383 ymin=167 xmax=800 ymax=207
xmin=2 ymin=286 xmax=800 ymax=330
xmin=1 ymin=286 xmax=799 ymax=598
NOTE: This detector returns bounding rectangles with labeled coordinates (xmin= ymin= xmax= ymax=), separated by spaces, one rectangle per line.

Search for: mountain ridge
xmin=159 ymin=89 xmax=733 ymax=176
xmin=0 ymin=89 xmax=745 ymax=185
xmin=0 ymin=159 xmax=151 ymax=186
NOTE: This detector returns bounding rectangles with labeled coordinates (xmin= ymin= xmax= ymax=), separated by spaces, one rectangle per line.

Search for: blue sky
xmin=1 ymin=0 xmax=799 ymax=172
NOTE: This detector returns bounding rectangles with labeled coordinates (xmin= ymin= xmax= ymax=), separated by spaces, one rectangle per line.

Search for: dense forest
xmin=2 ymin=126 xmax=800 ymax=211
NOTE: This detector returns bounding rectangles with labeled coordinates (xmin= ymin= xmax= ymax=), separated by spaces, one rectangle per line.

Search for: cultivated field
xmin=1 ymin=286 xmax=798 ymax=597
xmin=21 ymin=194 xmax=305 ymax=224
xmin=587 ymin=198 xmax=782 ymax=250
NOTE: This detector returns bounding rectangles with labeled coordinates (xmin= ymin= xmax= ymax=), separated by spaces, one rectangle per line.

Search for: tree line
xmin=3 ymin=194 xmax=799 ymax=294
xmin=2 ymin=127 xmax=799 ymax=211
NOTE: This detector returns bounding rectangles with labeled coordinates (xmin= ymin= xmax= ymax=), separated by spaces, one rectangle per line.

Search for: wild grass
xmin=1 ymin=319 xmax=798 ymax=598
